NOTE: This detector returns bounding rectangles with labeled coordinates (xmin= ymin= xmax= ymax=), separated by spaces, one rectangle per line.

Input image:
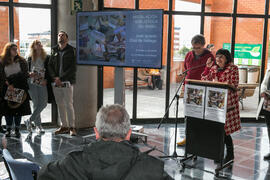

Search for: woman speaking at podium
xmin=201 ymin=48 xmax=241 ymax=164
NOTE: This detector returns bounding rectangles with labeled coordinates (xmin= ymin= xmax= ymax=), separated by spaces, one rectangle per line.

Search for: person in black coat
xmin=0 ymin=42 xmax=31 ymax=138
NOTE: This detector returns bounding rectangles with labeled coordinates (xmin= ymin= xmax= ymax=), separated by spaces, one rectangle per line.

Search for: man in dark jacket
xmin=38 ymin=104 xmax=173 ymax=180
xmin=48 ymin=31 xmax=77 ymax=136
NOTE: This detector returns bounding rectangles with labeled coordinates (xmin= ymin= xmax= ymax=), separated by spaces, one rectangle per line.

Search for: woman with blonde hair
xmin=0 ymin=42 xmax=31 ymax=138
xmin=25 ymin=40 xmax=52 ymax=134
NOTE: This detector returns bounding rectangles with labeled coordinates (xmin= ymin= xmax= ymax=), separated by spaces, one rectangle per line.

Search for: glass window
xmin=235 ymin=18 xmax=264 ymax=118
xmin=14 ymin=7 xmax=51 ymax=57
xmin=237 ymin=0 xmax=265 ymax=14
xmin=136 ymin=15 xmax=168 ymax=119
xmin=14 ymin=7 xmax=52 ymax=123
xmin=204 ymin=16 xmax=232 ymax=53
xmin=104 ymin=0 xmax=134 ymax=9
xmin=174 ymin=0 xmax=201 ymax=12
xmin=205 ymin=0 xmax=233 ymax=13
xmin=17 ymin=0 xmax=51 ymax=4
xmin=103 ymin=66 xmax=115 ymax=105
xmin=170 ymin=15 xmax=201 ymax=118
xmin=140 ymin=0 xmax=169 ymax=10
xmin=0 ymin=6 xmax=9 ymax=51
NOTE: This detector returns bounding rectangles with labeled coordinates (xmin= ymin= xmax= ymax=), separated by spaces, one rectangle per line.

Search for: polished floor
xmin=0 ymin=123 xmax=270 ymax=180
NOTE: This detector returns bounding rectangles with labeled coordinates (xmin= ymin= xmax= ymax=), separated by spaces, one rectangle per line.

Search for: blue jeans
xmin=5 ymin=116 xmax=22 ymax=129
xmin=28 ymin=83 xmax=48 ymax=126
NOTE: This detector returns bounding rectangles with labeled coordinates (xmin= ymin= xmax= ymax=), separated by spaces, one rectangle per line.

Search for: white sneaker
xmin=24 ymin=119 xmax=32 ymax=133
xmin=36 ymin=126 xmax=45 ymax=134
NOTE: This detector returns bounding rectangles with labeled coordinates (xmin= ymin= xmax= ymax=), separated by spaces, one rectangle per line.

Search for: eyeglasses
xmin=192 ymin=46 xmax=203 ymax=50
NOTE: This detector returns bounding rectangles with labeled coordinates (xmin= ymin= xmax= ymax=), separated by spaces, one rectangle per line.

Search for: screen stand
xmin=114 ymin=67 xmax=125 ymax=105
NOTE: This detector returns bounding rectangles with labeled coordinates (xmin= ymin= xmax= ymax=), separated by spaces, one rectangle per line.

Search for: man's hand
xmin=54 ymin=77 xmax=62 ymax=87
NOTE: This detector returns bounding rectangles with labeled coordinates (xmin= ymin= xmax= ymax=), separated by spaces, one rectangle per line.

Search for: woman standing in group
xmin=0 ymin=42 xmax=31 ymax=138
xmin=25 ymin=40 xmax=52 ymax=134
xmin=201 ymin=48 xmax=241 ymax=163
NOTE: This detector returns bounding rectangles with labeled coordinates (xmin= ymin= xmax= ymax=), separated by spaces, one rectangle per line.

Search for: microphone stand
xmin=157 ymin=63 xmax=206 ymax=159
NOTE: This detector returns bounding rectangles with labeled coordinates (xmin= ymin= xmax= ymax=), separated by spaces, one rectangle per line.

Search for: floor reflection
xmin=0 ymin=123 xmax=270 ymax=179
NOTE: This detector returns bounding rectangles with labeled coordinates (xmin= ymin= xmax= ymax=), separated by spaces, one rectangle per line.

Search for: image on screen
xmin=76 ymin=10 xmax=163 ymax=68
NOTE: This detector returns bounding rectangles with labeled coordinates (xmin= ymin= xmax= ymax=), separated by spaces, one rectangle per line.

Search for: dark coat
xmin=38 ymin=140 xmax=173 ymax=180
xmin=27 ymin=55 xmax=55 ymax=103
xmin=0 ymin=62 xmax=5 ymax=115
xmin=1 ymin=57 xmax=31 ymax=116
xmin=48 ymin=44 xmax=77 ymax=84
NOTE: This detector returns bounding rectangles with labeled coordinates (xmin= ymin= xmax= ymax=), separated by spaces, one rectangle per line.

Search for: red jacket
xmin=184 ymin=49 xmax=214 ymax=81
xmin=201 ymin=63 xmax=241 ymax=135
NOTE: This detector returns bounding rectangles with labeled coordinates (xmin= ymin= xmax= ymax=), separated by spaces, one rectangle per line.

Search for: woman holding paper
xmin=25 ymin=40 xmax=52 ymax=134
xmin=0 ymin=42 xmax=31 ymax=138
xmin=201 ymin=48 xmax=241 ymax=164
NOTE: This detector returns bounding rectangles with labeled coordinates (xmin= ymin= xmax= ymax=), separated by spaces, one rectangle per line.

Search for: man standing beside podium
xmin=202 ymin=48 xmax=241 ymax=163
xmin=177 ymin=34 xmax=215 ymax=146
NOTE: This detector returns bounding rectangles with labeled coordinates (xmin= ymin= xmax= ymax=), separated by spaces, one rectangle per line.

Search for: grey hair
xmin=95 ymin=104 xmax=130 ymax=140
xmin=191 ymin=34 xmax=205 ymax=45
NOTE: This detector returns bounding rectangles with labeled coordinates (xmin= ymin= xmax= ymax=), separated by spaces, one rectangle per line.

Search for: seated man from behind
xmin=38 ymin=104 xmax=172 ymax=180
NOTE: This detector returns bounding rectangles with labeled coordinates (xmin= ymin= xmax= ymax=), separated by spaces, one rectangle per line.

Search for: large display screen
xmin=76 ymin=9 xmax=163 ymax=68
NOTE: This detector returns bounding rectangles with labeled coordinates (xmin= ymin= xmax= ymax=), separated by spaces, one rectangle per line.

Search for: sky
xmin=174 ymin=0 xmax=201 ymax=48
xmin=17 ymin=7 xmax=51 ymax=40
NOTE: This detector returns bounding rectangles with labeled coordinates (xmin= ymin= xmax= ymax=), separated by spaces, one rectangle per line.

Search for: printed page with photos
xmin=4 ymin=88 xmax=25 ymax=103
xmin=31 ymin=67 xmax=45 ymax=86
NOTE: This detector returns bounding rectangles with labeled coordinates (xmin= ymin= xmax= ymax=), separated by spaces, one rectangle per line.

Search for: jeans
xmin=53 ymin=85 xmax=75 ymax=128
xmin=5 ymin=116 xmax=22 ymax=129
xmin=28 ymin=83 xmax=48 ymax=126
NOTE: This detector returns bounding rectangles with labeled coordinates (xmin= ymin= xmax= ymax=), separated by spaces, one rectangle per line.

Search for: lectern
xmin=180 ymin=79 xmax=236 ymax=177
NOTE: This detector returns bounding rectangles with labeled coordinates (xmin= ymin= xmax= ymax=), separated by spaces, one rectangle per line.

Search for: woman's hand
xmin=206 ymin=57 xmax=213 ymax=68
xmin=8 ymin=84 xmax=14 ymax=91
xmin=29 ymin=72 xmax=36 ymax=78
xmin=261 ymin=92 xmax=267 ymax=99
xmin=42 ymin=79 xmax=47 ymax=86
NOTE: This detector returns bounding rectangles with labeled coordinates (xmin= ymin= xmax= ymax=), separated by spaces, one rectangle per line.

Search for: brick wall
xmin=0 ymin=7 xmax=10 ymax=52
xmin=0 ymin=1 xmax=19 ymax=55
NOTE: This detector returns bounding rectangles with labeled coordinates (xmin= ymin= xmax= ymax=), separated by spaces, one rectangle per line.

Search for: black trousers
xmin=224 ymin=134 xmax=233 ymax=148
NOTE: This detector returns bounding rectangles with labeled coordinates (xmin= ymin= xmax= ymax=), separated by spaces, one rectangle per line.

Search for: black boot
xmin=5 ymin=128 xmax=11 ymax=137
xmin=0 ymin=126 xmax=6 ymax=133
xmin=15 ymin=128 xmax=21 ymax=138
xmin=224 ymin=145 xmax=234 ymax=164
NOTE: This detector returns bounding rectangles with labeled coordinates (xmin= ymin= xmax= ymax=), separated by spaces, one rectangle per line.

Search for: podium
xmin=180 ymin=79 xmax=235 ymax=177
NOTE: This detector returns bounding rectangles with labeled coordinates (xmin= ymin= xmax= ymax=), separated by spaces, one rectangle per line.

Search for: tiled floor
xmin=0 ymin=123 xmax=270 ymax=180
